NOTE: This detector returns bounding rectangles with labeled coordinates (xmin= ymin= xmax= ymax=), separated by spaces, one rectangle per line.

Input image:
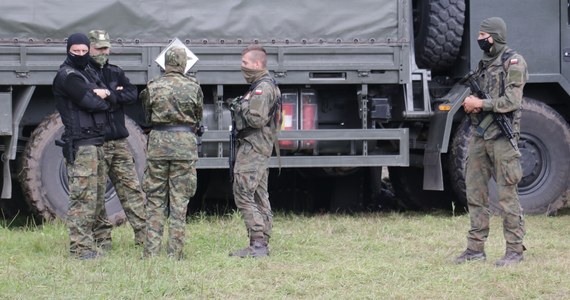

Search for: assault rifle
xmin=228 ymin=96 xmax=243 ymax=183
xmin=463 ymin=72 xmax=518 ymax=150
xmin=229 ymin=120 xmax=237 ymax=183
xmin=196 ymin=123 xmax=205 ymax=154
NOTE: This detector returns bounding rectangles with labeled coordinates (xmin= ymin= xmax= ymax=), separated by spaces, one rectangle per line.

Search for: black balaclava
xmin=66 ymin=33 xmax=91 ymax=69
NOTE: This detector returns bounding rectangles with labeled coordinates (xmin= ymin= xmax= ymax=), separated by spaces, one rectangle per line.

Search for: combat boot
xmin=77 ymin=250 xmax=102 ymax=260
xmin=134 ymin=230 xmax=146 ymax=246
xmin=495 ymin=252 xmax=523 ymax=267
xmin=454 ymin=249 xmax=486 ymax=264
xmin=229 ymin=238 xmax=269 ymax=258
xmin=95 ymin=237 xmax=112 ymax=252
xmin=229 ymin=238 xmax=252 ymax=258
xmin=250 ymin=239 xmax=269 ymax=258
xmin=167 ymin=251 xmax=185 ymax=260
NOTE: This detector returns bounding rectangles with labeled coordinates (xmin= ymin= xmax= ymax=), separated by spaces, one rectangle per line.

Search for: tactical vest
xmin=55 ymin=66 xmax=108 ymax=142
xmin=473 ymin=49 xmax=522 ymax=137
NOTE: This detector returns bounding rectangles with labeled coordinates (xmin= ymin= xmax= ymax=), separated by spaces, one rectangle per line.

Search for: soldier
xmin=88 ymin=29 xmax=147 ymax=247
xmin=52 ymin=33 xmax=111 ymax=259
xmin=139 ymin=46 xmax=203 ymax=260
xmin=455 ymin=17 xmax=528 ymax=266
xmin=228 ymin=45 xmax=281 ymax=258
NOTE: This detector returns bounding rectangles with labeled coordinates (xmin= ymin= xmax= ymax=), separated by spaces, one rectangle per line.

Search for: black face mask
xmin=68 ymin=52 xmax=90 ymax=69
xmin=477 ymin=36 xmax=493 ymax=53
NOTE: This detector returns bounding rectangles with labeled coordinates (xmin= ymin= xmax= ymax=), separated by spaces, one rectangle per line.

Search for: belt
xmin=153 ymin=124 xmax=195 ymax=133
xmin=237 ymin=127 xmax=258 ymax=139
xmin=74 ymin=137 xmax=104 ymax=147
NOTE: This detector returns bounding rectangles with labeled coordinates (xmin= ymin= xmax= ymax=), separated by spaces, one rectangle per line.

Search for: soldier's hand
xmin=463 ymin=95 xmax=482 ymax=114
xmin=93 ymin=88 xmax=110 ymax=99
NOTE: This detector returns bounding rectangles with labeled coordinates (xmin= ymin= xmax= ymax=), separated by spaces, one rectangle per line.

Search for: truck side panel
xmin=469 ymin=0 xmax=560 ymax=79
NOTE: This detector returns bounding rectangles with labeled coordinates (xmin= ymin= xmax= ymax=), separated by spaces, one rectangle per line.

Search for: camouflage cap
xmin=88 ymin=30 xmax=111 ymax=49
xmin=165 ymin=47 xmax=188 ymax=67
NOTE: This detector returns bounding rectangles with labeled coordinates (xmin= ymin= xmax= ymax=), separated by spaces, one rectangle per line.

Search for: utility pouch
xmin=476 ymin=113 xmax=493 ymax=135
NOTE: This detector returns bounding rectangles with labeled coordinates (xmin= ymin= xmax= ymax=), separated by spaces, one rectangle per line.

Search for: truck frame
xmin=1 ymin=0 xmax=569 ymax=222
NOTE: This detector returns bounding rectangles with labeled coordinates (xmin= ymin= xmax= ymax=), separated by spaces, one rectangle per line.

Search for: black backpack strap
xmin=499 ymin=49 xmax=516 ymax=97
xmin=501 ymin=49 xmax=516 ymax=72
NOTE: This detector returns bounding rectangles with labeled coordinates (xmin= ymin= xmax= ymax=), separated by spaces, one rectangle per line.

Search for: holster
xmin=55 ymin=139 xmax=76 ymax=164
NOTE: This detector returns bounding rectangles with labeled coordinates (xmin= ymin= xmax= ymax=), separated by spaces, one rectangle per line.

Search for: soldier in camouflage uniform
xmin=139 ymin=47 xmax=203 ymax=260
xmin=228 ymin=45 xmax=281 ymax=258
xmin=455 ymin=17 xmax=528 ymax=266
xmin=88 ymin=30 xmax=146 ymax=247
xmin=53 ymin=33 xmax=111 ymax=260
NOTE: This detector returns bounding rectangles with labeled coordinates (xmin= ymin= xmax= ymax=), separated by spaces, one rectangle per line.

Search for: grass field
xmin=2 ymin=209 xmax=570 ymax=299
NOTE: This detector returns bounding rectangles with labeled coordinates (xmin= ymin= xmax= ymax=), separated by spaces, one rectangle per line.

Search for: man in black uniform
xmin=53 ymin=33 xmax=112 ymax=259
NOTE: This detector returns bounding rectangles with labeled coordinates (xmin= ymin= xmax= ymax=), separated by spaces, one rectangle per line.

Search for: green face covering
xmin=91 ymin=53 xmax=108 ymax=67
xmin=241 ymin=66 xmax=267 ymax=84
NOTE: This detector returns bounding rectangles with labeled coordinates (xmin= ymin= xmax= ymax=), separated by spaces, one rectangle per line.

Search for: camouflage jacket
xmin=234 ymin=75 xmax=281 ymax=156
xmin=470 ymin=47 xmax=528 ymax=139
xmin=140 ymin=72 xmax=203 ymax=160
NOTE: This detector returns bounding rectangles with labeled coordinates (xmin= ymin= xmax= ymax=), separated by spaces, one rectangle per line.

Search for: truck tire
xmin=19 ymin=112 xmax=147 ymax=224
xmin=413 ymin=0 xmax=465 ymax=71
xmin=389 ymin=166 xmax=456 ymax=211
xmin=449 ymin=98 xmax=570 ymax=215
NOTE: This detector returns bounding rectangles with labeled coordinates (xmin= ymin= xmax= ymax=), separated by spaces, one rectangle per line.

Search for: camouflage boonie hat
xmin=88 ymin=30 xmax=111 ymax=48
xmin=165 ymin=47 xmax=188 ymax=67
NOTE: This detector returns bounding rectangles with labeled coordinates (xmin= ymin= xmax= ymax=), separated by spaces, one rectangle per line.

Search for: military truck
xmin=1 ymin=0 xmax=569 ymax=223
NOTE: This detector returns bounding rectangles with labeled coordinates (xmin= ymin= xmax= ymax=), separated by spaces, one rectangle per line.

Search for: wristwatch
xmin=105 ymin=89 xmax=111 ymax=96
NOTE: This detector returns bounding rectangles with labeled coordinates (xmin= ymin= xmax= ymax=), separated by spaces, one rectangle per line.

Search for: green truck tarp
xmin=0 ymin=0 xmax=403 ymax=45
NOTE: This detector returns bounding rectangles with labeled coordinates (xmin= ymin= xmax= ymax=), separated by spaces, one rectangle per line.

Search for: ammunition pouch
xmin=476 ymin=113 xmax=493 ymax=135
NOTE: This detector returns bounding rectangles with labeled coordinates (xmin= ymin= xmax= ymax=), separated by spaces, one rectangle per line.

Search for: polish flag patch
xmin=510 ymin=58 xmax=519 ymax=65
xmin=255 ymin=89 xmax=263 ymax=95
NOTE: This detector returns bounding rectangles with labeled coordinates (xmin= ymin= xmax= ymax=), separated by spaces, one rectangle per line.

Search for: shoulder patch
xmin=508 ymin=69 xmax=524 ymax=84
xmin=255 ymin=89 xmax=263 ymax=95
xmin=510 ymin=58 xmax=519 ymax=65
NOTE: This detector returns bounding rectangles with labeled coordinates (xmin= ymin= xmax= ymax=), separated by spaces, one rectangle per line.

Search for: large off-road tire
xmin=413 ymin=0 xmax=466 ymax=71
xmin=19 ymin=112 xmax=147 ymax=224
xmin=449 ymin=98 xmax=570 ymax=215
xmin=389 ymin=166 xmax=457 ymax=211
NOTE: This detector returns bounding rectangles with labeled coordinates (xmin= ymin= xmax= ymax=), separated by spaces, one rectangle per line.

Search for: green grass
xmin=2 ymin=210 xmax=570 ymax=299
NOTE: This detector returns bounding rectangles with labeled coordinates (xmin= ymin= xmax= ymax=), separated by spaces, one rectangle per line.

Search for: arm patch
xmin=508 ymin=69 xmax=524 ymax=85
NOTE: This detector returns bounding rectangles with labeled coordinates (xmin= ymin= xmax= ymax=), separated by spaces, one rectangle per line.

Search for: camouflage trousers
xmin=465 ymin=135 xmax=525 ymax=253
xmin=66 ymin=145 xmax=112 ymax=257
xmin=233 ymin=141 xmax=273 ymax=241
xmin=103 ymin=139 xmax=146 ymax=245
xmin=143 ymin=159 xmax=197 ymax=258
